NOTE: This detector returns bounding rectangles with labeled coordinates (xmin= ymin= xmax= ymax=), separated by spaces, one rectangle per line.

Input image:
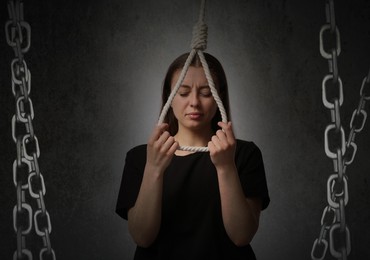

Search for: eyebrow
xmin=179 ymin=85 xmax=210 ymax=89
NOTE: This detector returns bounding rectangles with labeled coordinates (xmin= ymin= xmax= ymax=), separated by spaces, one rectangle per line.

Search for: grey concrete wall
xmin=1 ymin=0 xmax=369 ymax=259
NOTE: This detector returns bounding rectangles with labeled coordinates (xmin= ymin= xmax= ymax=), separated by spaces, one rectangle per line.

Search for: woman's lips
xmin=186 ymin=112 xmax=203 ymax=119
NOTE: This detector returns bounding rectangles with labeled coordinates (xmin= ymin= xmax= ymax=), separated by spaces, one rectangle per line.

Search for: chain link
xmin=6 ymin=1 xmax=56 ymax=259
xmin=312 ymin=0 xmax=369 ymax=259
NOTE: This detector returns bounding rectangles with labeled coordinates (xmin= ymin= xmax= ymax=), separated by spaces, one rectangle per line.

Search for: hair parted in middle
xmin=161 ymin=52 xmax=231 ymax=136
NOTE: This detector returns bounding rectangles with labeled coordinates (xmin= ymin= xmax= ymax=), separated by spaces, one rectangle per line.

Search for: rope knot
xmin=191 ymin=21 xmax=208 ymax=50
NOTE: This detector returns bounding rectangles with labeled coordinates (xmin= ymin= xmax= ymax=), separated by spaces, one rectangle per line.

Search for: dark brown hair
xmin=161 ymin=52 xmax=231 ymax=135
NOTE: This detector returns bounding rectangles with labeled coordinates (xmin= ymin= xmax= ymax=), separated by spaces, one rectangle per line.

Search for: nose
xmin=190 ymin=91 xmax=200 ymax=107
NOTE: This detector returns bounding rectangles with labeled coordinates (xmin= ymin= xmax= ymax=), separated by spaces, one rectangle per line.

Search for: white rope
xmin=158 ymin=0 xmax=227 ymax=152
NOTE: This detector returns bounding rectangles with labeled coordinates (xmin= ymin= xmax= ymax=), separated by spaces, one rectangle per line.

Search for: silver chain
xmin=6 ymin=1 xmax=56 ymax=259
xmin=311 ymin=1 xmax=370 ymax=259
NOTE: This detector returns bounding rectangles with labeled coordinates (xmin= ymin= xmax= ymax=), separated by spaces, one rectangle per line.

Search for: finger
xmin=211 ymin=135 xmax=221 ymax=150
xmin=216 ymin=129 xmax=228 ymax=145
xmin=217 ymin=121 xmax=231 ymax=132
xmin=207 ymin=141 xmax=216 ymax=154
xmin=156 ymin=131 xmax=171 ymax=148
xmin=167 ymin=141 xmax=179 ymax=155
xmin=160 ymin=135 xmax=176 ymax=153
xmin=218 ymin=121 xmax=235 ymax=143
xmin=149 ymin=123 xmax=168 ymax=144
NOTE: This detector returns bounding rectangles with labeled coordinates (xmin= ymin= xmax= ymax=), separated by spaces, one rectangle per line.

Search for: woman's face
xmin=170 ymin=66 xmax=218 ymax=133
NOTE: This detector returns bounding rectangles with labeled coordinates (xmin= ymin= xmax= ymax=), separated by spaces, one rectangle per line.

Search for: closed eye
xmin=199 ymin=88 xmax=212 ymax=97
xmin=176 ymin=86 xmax=212 ymax=97
xmin=177 ymin=85 xmax=191 ymax=97
xmin=178 ymin=91 xmax=190 ymax=97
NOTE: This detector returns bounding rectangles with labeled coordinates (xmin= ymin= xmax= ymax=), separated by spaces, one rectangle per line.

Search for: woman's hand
xmin=208 ymin=121 xmax=236 ymax=169
xmin=209 ymin=122 xmax=260 ymax=246
xmin=146 ymin=123 xmax=178 ymax=174
xmin=129 ymin=123 xmax=177 ymax=248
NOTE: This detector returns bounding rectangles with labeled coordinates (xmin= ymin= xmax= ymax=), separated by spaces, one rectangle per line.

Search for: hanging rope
xmin=311 ymin=1 xmax=370 ymax=259
xmin=157 ymin=0 xmax=227 ymax=152
xmin=6 ymin=0 xmax=56 ymax=259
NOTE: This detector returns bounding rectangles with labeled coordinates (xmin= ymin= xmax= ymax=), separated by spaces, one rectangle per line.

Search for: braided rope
xmin=158 ymin=0 xmax=227 ymax=152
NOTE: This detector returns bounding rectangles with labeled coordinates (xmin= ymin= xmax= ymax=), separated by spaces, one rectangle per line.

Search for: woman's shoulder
xmin=235 ymin=139 xmax=259 ymax=151
xmin=128 ymin=144 xmax=147 ymax=154
xmin=125 ymin=144 xmax=147 ymax=160
xmin=235 ymin=139 xmax=263 ymax=159
xmin=123 ymin=144 xmax=147 ymax=170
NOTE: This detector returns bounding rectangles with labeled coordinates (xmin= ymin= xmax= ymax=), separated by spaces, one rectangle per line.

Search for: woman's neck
xmin=174 ymin=126 xmax=213 ymax=148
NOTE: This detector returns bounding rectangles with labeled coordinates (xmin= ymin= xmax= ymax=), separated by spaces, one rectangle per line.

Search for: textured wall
xmin=1 ymin=0 xmax=369 ymax=259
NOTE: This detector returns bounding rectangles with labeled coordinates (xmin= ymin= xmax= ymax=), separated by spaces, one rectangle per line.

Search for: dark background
xmin=1 ymin=0 xmax=369 ymax=259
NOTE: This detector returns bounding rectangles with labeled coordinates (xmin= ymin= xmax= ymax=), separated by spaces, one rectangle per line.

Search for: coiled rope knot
xmin=191 ymin=21 xmax=208 ymax=50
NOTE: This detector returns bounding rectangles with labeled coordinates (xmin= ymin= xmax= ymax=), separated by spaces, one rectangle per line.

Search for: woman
xmin=116 ymin=53 xmax=270 ymax=260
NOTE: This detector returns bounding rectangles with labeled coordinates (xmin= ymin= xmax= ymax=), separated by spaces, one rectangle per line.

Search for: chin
xmin=184 ymin=121 xmax=211 ymax=131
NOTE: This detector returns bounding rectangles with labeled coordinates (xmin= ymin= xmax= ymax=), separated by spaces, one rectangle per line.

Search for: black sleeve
xmin=236 ymin=140 xmax=270 ymax=210
xmin=115 ymin=145 xmax=147 ymax=220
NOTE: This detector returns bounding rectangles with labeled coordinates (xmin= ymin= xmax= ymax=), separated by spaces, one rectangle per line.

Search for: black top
xmin=116 ymin=139 xmax=270 ymax=260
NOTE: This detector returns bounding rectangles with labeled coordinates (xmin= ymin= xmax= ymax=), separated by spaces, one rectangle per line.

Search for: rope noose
xmin=158 ymin=0 xmax=227 ymax=152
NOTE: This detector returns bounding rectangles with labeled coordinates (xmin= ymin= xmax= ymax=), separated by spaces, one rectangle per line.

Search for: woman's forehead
xmin=171 ymin=67 xmax=215 ymax=86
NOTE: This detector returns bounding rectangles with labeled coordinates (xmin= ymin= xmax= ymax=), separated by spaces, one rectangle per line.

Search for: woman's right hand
xmin=129 ymin=123 xmax=177 ymax=247
xmin=146 ymin=123 xmax=178 ymax=173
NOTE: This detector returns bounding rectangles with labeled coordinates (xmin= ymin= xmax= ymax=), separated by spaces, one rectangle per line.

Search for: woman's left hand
xmin=208 ymin=121 xmax=236 ymax=169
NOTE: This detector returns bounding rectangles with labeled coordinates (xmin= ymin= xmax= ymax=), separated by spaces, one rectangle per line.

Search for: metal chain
xmin=312 ymin=1 xmax=369 ymax=259
xmin=6 ymin=1 xmax=56 ymax=259
xmin=344 ymin=67 xmax=370 ymax=171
